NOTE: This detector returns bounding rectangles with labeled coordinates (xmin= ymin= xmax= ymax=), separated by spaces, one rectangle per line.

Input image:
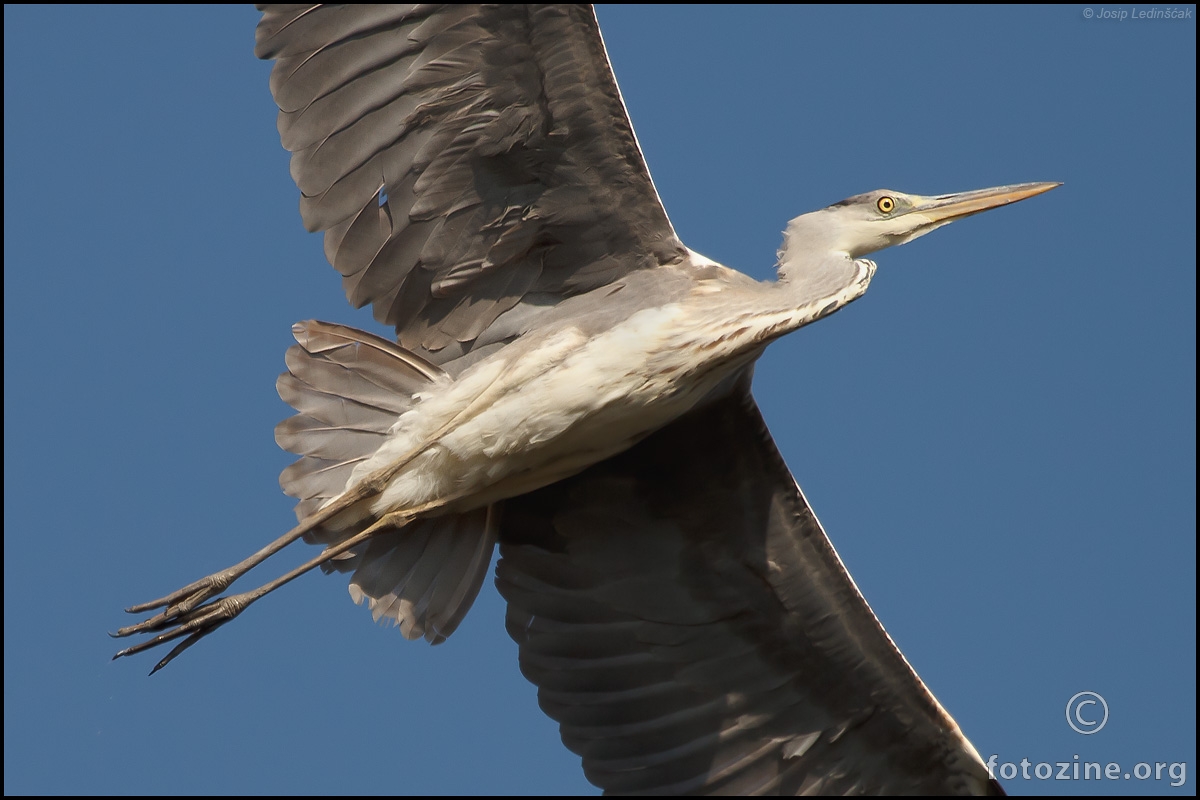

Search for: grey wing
xmin=255 ymin=4 xmax=688 ymax=362
xmin=496 ymin=383 xmax=1002 ymax=796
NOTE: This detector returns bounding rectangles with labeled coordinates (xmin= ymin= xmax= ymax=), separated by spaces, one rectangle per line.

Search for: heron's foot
xmin=113 ymin=570 xmax=238 ymax=638
xmin=110 ymin=513 xmax=407 ymax=673
xmin=111 ymin=591 xmax=258 ymax=674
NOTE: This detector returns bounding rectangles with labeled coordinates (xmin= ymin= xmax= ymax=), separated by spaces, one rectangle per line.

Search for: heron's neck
xmin=776 ymin=210 xmax=852 ymax=284
xmin=739 ymin=209 xmax=874 ymax=340
xmin=761 ymin=254 xmax=876 ymax=344
xmin=677 ymin=250 xmax=875 ymax=374
xmin=739 ymin=210 xmax=873 ymax=335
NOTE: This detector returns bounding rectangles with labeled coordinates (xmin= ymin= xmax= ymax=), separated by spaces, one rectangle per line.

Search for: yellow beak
xmin=908 ymin=182 xmax=1062 ymax=224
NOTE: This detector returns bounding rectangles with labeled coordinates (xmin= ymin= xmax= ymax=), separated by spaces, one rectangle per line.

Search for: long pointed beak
xmin=910 ymin=181 xmax=1061 ymax=224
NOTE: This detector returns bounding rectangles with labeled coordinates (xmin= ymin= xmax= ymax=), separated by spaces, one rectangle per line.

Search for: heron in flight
xmin=114 ymin=5 xmax=1057 ymax=794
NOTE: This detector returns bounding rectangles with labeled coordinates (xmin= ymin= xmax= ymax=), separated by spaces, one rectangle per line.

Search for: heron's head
xmin=783 ymin=182 xmax=1060 ymax=261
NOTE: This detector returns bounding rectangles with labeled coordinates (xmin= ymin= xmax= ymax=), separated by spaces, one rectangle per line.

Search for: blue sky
xmin=4 ymin=5 xmax=1195 ymax=796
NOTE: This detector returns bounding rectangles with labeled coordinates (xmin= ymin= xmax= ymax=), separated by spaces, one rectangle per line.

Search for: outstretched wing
xmin=497 ymin=383 xmax=1001 ymax=796
xmin=255 ymin=4 xmax=688 ymax=362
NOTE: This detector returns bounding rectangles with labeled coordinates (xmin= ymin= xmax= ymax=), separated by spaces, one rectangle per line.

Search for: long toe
xmin=111 ymin=591 xmax=256 ymax=673
xmin=123 ymin=570 xmax=236 ymax=616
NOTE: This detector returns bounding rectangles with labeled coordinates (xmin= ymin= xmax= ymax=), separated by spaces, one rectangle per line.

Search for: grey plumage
xmin=500 ymin=384 xmax=996 ymax=794
xmin=255 ymin=4 xmax=686 ymax=359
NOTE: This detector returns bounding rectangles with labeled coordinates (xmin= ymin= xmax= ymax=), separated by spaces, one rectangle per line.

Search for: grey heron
xmin=113 ymin=5 xmax=1057 ymax=794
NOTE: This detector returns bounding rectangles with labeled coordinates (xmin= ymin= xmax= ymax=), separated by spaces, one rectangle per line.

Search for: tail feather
xmin=276 ymin=375 xmax=402 ymax=432
xmin=275 ymin=320 xmax=445 ymax=517
xmin=280 ymin=354 xmax=412 ymax=419
xmin=275 ymin=415 xmax=386 ymax=461
xmin=290 ymin=319 xmax=444 ymax=386
xmin=342 ymin=509 xmax=498 ymax=644
xmin=281 ymin=457 xmax=363 ymax=521
xmin=425 ymin=505 xmax=500 ymax=639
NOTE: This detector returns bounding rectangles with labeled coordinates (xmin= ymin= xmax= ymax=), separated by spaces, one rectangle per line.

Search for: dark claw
xmin=148 ymin=632 xmax=210 ymax=675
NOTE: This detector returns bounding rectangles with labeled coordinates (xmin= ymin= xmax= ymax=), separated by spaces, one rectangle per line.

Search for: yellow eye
xmin=877 ymin=196 xmax=896 ymax=214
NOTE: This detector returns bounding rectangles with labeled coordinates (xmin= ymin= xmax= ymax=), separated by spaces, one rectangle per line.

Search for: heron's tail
xmin=276 ymin=320 xmax=497 ymax=644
